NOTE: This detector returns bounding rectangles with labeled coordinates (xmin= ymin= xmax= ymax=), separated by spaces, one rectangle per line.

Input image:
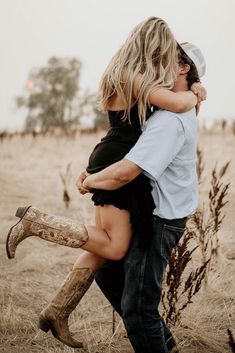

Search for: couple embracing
xmin=6 ymin=16 xmax=206 ymax=353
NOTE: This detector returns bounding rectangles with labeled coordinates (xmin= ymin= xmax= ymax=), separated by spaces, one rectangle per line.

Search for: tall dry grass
xmin=59 ymin=162 xmax=72 ymax=208
xmin=0 ymin=125 xmax=235 ymax=353
xmin=162 ymin=148 xmax=230 ymax=324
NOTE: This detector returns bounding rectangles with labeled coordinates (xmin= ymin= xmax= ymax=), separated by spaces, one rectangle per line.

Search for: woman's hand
xmin=190 ymin=82 xmax=207 ymax=104
xmin=195 ymin=102 xmax=201 ymax=116
xmin=76 ymin=170 xmax=92 ymax=195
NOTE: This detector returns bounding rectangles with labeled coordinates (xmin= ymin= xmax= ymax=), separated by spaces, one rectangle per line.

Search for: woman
xmin=6 ymin=17 xmax=206 ymax=348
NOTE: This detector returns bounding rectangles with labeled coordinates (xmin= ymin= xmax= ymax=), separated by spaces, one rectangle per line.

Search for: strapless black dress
xmin=86 ymin=104 xmax=155 ymax=247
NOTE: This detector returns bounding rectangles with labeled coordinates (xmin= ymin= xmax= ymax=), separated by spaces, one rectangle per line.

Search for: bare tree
xmin=16 ymin=57 xmax=87 ymax=132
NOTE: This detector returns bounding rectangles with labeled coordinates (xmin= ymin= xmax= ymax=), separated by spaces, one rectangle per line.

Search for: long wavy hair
xmin=98 ymin=16 xmax=178 ymax=126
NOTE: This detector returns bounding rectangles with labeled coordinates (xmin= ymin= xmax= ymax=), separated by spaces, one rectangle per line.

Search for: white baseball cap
xmin=180 ymin=42 xmax=206 ymax=78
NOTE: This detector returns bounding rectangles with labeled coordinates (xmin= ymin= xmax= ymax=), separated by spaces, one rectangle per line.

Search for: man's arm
xmin=83 ymin=159 xmax=142 ymax=190
xmin=81 ymin=110 xmax=185 ymax=191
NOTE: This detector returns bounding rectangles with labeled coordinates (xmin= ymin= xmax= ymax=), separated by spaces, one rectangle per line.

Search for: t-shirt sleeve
xmin=125 ymin=110 xmax=185 ymax=180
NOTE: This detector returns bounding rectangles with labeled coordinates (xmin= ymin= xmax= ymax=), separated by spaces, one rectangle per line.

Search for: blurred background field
xmin=0 ymin=124 xmax=234 ymax=353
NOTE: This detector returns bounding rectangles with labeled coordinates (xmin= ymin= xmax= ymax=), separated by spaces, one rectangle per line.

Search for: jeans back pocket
xmin=160 ymin=224 xmax=185 ymax=262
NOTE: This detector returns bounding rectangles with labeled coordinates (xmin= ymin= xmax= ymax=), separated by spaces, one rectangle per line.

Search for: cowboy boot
xmin=39 ymin=267 xmax=95 ymax=348
xmin=6 ymin=206 xmax=88 ymax=259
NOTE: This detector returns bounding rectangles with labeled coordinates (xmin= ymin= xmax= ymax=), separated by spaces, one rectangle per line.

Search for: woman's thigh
xmin=97 ymin=205 xmax=133 ymax=251
xmin=73 ymin=208 xmax=107 ymax=271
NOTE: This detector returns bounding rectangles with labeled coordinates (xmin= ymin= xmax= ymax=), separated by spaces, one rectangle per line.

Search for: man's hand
xmin=190 ymin=82 xmax=207 ymax=104
xmin=76 ymin=170 xmax=92 ymax=195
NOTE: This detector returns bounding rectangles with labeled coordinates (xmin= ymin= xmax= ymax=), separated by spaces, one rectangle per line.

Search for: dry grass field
xmin=0 ymin=126 xmax=235 ymax=353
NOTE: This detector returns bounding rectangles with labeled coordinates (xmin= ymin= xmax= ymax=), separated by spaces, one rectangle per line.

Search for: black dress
xmin=86 ymin=104 xmax=155 ymax=246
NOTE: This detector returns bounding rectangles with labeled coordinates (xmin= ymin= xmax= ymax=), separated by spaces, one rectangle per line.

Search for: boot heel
xmin=15 ymin=206 xmax=32 ymax=219
xmin=38 ymin=316 xmax=51 ymax=333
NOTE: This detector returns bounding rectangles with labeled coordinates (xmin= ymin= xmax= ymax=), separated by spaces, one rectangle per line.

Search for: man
xmin=6 ymin=43 xmax=206 ymax=351
xmin=80 ymin=43 xmax=206 ymax=353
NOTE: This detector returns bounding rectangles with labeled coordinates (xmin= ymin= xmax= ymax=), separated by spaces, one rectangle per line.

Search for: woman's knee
xmin=108 ymin=246 xmax=128 ymax=260
xmin=73 ymin=251 xmax=105 ymax=271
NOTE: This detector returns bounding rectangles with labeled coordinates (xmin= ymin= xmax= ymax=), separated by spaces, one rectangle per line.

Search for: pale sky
xmin=0 ymin=0 xmax=235 ymax=130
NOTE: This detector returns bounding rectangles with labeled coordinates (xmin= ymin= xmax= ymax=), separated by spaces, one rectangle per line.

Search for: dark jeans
xmin=95 ymin=215 xmax=187 ymax=353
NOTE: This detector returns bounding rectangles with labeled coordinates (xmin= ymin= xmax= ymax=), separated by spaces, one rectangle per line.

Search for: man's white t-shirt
xmin=125 ymin=108 xmax=198 ymax=219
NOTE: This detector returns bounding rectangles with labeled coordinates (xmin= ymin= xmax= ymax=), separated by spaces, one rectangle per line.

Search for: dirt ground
xmin=0 ymin=127 xmax=235 ymax=353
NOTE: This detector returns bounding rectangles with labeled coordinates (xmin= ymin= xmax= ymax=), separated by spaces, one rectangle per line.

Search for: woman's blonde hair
xmin=98 ymin=16 xmax=178 ymax=126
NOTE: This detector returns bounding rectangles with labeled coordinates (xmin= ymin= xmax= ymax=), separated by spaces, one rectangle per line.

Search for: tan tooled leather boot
xmin=6 ymin=206 xmax=88 ymax=259
xmin=39 ymin=268 xmax=95 ymax=348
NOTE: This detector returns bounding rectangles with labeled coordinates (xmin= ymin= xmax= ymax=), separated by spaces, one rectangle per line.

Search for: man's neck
xmin=172 ymin=76 xmax=189 ymax=92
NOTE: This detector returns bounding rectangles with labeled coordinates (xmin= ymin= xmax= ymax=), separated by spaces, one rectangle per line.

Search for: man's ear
xmin=179 ymin=64 xmax=190 ymax=75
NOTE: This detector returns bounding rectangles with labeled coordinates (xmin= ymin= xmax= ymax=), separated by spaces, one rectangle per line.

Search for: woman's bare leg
xmin=81 ymin=205 xmax=133 ymax=260
xmin=7 ymin=204 xmax=132 ymax=261
xmin=73 ymin=250 xmax=106 ymax=271
xmin=73 ymin=207 xmax=107 ymax=271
